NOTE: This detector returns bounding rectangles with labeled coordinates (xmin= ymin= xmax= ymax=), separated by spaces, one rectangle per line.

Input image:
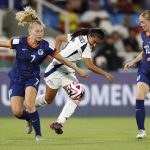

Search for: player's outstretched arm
xmin=83 ymin=57 xmax=114 ymax=82
xmin=55 ymin=53 xmax=89 ymax=78
xmin=124 ymin=51 xmax=143 ymax=71
xmin=0 ymin=40 xmax=10 ymax=48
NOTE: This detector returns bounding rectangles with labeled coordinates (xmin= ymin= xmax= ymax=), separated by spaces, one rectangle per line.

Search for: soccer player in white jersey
xmin=35 ymin=28 xmax=114 ymax=134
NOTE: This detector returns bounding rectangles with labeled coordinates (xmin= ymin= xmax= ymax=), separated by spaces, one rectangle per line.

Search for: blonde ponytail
xmin=16 ymin=6 xmax=42 ymax=26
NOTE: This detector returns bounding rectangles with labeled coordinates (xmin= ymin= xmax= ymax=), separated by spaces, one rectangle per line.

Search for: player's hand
xmin=105 ymin=73 xmax=114 ymax=82
xmin=77 ymin=69 xmax=89 ymax=78
xmin=124 ymin=61 xmax=134 ymax=71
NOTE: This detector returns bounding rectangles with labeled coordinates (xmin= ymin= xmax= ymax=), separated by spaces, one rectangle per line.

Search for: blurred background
xmin=0 ymin=0 xmax=150 ymax=117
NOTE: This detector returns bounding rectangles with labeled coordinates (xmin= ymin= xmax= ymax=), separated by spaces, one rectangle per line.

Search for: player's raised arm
xmin=55 ymin=34 xmax=68 ymax=52
xmin=0 ymin=40 xmax=11 ymax=48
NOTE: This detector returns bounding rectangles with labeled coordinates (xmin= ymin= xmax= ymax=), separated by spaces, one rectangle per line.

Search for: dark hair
xmin=71 ymin=28 xmax=105 ymax=40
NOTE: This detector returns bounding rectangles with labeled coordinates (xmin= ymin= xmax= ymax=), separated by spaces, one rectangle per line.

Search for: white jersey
xmin=44 ymin=34 xmax=92 ymax=77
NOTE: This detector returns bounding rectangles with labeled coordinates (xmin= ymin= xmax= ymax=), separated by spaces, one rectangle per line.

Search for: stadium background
xmin=1 ymin=1 xmax=150 ymax=150
xmin=0 ymin=0 xmax=150 ymax=118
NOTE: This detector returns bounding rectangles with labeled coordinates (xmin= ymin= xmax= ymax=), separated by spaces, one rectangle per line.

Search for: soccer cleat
xmin=36 ymin=135 xmax=43 ymax=142
xmin=136 ymin=130 xmax=146 ymax=139
xmin=50 ymin=122 xmax=63 ymax=134
xmin=26 ymin=121 xmax=32 ymax=134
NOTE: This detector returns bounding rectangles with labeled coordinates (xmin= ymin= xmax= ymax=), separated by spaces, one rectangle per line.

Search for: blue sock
xmin=17 ymin=110 xmax=30 ymax=121
xmin=29 ymin=110 xmax=41 ymax=136
xmin=135 ymin=100 xmax=145 ymax=130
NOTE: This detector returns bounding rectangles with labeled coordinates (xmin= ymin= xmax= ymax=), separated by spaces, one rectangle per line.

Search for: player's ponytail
xmin=71 ymin=28 xmax=105 ymax=40
xmin=71 ymin=28 xmax=89 ymax=39
xmin=16 ymin=6 xmax=44 ymax=27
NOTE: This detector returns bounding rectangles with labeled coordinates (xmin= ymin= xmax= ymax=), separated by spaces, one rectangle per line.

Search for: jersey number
xmin=34 ymin=78 xmax=39 ymax=86
xmin=31 ymin=55 xmax=35 ymax=62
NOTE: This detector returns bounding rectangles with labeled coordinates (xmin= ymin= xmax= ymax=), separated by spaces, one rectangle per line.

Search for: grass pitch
xmin=0 ymin=117 xmax=150 ymax=150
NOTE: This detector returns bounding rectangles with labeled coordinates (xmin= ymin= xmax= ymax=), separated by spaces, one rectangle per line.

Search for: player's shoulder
xmin=42 ymin=39 xmax=49 ymax=46
xmin=71 ymin=35 xmax=87 ymax=47
xmin=11 ymin=36 xmax=26 ymax=45
xmin=41 ymin=39 xmax=51 ymax=48
xmin=42 ymin=39 xmax=55 ymax=50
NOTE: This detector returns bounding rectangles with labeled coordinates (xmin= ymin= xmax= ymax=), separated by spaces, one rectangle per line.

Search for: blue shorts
xmin=136 ymin=73 xmax=150 ymax=87
xmin=9 ymin=76 xmax=40 ymax=98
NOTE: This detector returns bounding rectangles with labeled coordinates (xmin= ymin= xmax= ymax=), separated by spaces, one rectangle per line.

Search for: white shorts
xmin=44 ymin=71 xmax=78 ymax=89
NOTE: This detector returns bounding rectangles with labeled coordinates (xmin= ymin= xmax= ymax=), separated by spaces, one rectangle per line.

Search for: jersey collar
xmin=146 ymin=32 xmax=150 ymax=37
xmin=27 ymin=36 xmax=43 ymax=49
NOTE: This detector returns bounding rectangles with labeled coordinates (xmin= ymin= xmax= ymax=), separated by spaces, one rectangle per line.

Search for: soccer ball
xmin=66 ymin=82 xmax=85 ymax=100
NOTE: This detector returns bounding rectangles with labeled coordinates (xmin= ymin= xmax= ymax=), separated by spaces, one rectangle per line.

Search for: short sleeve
xmin=47 ymin=43 xmax=57 ymax=57
xmin=67 ymin=34 xmax=72 ymax=42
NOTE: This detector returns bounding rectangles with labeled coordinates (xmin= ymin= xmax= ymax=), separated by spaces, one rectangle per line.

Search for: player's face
xmin=29 ymin=24 xmax=44 ymax=42
xmin=87 ymin=35 xmax=101 ymax=48
xmin=139 ymin=16 xmax=150 ymax=32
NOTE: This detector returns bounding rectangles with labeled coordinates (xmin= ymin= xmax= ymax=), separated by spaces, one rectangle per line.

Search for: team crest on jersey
xmin=38 ymin=49 xmax=44 ymax=55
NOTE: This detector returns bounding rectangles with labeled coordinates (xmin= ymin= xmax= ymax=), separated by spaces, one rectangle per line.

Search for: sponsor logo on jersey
xmin=22 ymin=48 xmax=28 ymax=51
xmin=38 ymin=49 xmax=44 ymax=55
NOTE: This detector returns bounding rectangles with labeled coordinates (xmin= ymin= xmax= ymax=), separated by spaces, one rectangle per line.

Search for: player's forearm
xmin=88 ymin=64 xmax=107 ymax=77
xmin=84 ymin=58 xmax=107 ymax=77
xmin=0 ymin=40 xmax=10 ymax=48
xmin=132 ymin=52 xmax=143 ymax=64
xmin=55 ymin=53 xmax=79 ymax=72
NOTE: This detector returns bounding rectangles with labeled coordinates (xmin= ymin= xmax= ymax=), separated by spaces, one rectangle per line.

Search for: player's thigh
xmin=62 ymin=73 xmax=78 ymax=89
xmin=25 ymin=86 xmax=37 ymax=112
xmin=136 ymin=82 xmax=149 ymax=99
xmin=11 ymin=96 xmax=24 ymax=116
xmin=45 ymin=84 xmax=58 ymax=104
xmin=44 ymin=73 xmax=61 ymax=103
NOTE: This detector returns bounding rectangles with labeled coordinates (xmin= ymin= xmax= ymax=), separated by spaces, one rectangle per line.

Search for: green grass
xmin=0 ymin=117 xmax=150 ymax=150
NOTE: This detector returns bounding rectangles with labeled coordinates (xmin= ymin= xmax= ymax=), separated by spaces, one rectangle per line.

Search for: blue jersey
xmin=8 ymin=36 xmax=57 ymax=97
xmin=9 ymin=37 xmax=57 ymax=79
xmin=138 ymin=32 xmax=150 ymax=77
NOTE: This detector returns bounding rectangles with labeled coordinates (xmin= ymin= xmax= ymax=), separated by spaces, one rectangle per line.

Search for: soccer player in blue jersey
xmin=0 ymin=6 xmax=88 ymax=141
xmin=124 ymin=10 xmax=150 ymax=139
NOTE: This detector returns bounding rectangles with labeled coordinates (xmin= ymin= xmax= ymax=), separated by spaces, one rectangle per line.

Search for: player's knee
xmin=44 ymin=93 xmax=55 ymax=104
xmin=26 ymin=103 xmax=35 ymax=112
xmin=44 ymin=96 xmax=53 ymax=104
xmin=66 ymin=82 xmax=85 ymax=102
xmin=12 ymin=109 xmax=22 ymax=118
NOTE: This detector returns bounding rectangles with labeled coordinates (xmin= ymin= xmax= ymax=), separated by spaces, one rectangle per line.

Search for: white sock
xmin=35 ymin=94 xmax=47 ymax=107
xmin=57 ymin=99 xmax=78 ymax=124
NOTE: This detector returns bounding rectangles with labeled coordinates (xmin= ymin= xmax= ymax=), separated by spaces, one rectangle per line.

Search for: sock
xmin=29 ymin=110 xmax=41 ymax=136
xmin=35 ymin=94 xmax=47 ymax=107
xmin=135 ymin=100 xmax=145 ymax=130
xmin=17 ymin=110 xmax=30 ymax=121
xmin=57 ymin=99 xmax=78 ymax=124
